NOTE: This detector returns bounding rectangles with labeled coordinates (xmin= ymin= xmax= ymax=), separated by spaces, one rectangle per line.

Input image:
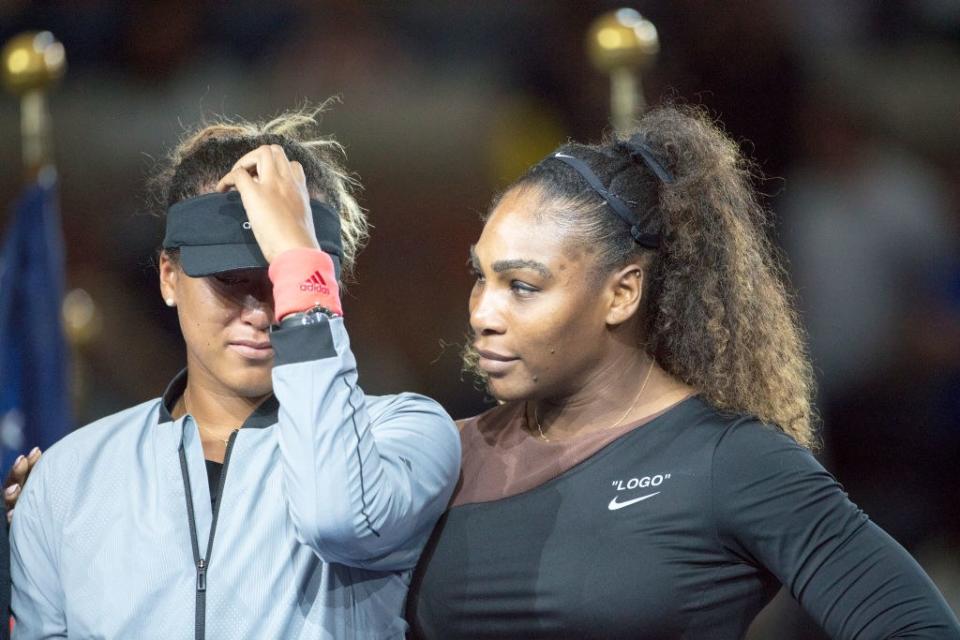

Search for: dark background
xmin=2 ymin=2 xmax=958 ymax=636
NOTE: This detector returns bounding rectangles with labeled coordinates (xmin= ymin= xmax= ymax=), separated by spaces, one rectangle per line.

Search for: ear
xmin=158 ymin=252 xmax=180 ymax=306
xmin=604 ymin=264 xmax=644 ymax=326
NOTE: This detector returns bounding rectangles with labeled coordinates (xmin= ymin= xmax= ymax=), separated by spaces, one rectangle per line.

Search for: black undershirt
xmin=204 ymin=459 xmax=223 ymax=510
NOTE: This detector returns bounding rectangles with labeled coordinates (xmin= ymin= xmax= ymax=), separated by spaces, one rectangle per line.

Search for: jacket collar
xmin=158 ymin=368 xmax=279 ymax=428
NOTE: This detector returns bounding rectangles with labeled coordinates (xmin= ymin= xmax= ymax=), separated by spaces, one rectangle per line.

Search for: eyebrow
xmin=468 ymin=246 xmax=553 ymax=279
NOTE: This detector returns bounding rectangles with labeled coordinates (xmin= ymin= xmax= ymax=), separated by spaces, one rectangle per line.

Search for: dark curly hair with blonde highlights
xmin=473 ymin=105 xmax=816 ymax=448
xmin=149 ymin=105 xmax=368 ymax=278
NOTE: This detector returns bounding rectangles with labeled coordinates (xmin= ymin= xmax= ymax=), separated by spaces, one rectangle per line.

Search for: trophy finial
xmin=586 ymin=9 xmax=660 ymax=133
xmin=587 ymin=9 xmax=659 ymax=74
xmin=2 ymin=31 xmax=66 ymax=97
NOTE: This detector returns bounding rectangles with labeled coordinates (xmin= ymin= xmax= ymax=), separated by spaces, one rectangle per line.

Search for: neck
xmin=171 ymin=366 xmax=268 ymax=464
xmin=533 ymin=345 xmax=694 ymax=441
xmin=172 ymin=367 xmax=268 ymax=435
xmin=181 ymin=384 xmax=265 ymax=432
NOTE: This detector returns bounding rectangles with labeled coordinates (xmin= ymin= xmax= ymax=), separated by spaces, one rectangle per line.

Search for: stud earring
xmin=165 ymin=298 xmax=176 ymax=307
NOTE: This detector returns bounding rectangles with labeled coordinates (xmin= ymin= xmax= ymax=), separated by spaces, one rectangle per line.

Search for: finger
xmin=9 ymin=455 xmax=27 ymax=484
xmin=290 ymin=160 xmax=307 ymax=186
xmin=216 ymin=165 xmax=259 ymax=193
xmin=270 ymin=145 xmax=292 ymax=179
xmin=7 ymin=509 xmax=13 ymax=525
xmin=25 ymin=447 xmax=42 ymax=477
xmin=4 ymin=483 xmax=20 ymax=508
xmin=228 ymin=149 xmax=262 ymax=174
xmin=4 ymin=456 xmax=21 ymax=490
xmin=7 ymin=465 xmax=25 ymax=488
xmin=214 ymin=172 xmax=233 ymax=192
xmin=232 ymin=145 xmax=277 ymax=181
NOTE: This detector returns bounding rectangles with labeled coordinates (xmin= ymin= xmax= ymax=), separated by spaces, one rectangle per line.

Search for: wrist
xmin=276 ymin=304 xmax=340 ymax=331
xmin=264 ymin=236 xmax=320 ymax=264
xmin=269 ymin=248 xmax=342 ymax=321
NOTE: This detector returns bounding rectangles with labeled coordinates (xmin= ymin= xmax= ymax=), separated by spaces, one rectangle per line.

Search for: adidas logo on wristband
xmin=299 ymin=270 xmax=330 ymax=295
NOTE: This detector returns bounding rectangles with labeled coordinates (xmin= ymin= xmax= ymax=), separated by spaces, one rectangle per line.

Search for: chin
xmin=485 ymin=377 xmax=533 ymax=404
xmin=227 ymin=369 xmax=274 ymax=399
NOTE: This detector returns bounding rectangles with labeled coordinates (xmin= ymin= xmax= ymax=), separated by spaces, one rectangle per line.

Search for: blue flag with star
xmin=0 ymin=169 xmax=70 ymax=471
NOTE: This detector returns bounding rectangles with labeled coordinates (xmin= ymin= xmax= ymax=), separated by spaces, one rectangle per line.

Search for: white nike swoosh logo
xmin=607 ymin=491 xmax=661 ymax=511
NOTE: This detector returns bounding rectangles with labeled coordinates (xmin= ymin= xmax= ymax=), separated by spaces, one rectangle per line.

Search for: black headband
xmin=163 ymin=191 xmax=343 ymax=278
xmin=551 ymin=141 xmax=673 ymax=249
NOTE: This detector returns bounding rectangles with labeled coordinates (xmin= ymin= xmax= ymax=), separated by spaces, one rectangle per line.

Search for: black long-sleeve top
xmin=407 ymin=397 xmax=960 ymax=639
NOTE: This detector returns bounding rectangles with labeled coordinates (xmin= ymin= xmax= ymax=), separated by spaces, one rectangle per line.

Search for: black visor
xmin=163 ymin=191 xmax=343 ymax=279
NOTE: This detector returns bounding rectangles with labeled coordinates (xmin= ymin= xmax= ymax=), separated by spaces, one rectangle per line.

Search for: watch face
xmin=301 ymin=310 xmax=329 ymax=325
xmin=273 ymin=307 xmax=337 ymax=332
xmin=305 ymin=305 xmax=338 ymax=320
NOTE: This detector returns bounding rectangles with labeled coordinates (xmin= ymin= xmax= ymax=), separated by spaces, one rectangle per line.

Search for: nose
xmin=469 ymin=285 xmax=506 ymax=337
xmin=240 ymin=277 xmax=275 ymax=329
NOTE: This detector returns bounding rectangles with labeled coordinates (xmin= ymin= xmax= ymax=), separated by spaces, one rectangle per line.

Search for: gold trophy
xmin=4 ymin=32 xmax=100 ymax=408
xmin=587 ymin=9 xmax=660 ymax=134
xmin=2 ymin=31 xmax=66 ymax=175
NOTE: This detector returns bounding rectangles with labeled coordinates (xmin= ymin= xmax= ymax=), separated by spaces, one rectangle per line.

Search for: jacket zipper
xmin=178 ymin=429 xmax=239 ymax=640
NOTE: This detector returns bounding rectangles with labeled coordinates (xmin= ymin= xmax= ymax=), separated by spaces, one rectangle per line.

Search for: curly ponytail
xmin=640 ymin=108 xmax=815 ymax=447
xmin=498 ymin=105 xmax=816 ymax=448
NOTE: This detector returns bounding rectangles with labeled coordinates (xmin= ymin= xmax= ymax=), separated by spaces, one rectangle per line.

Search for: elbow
xmin=285 ymin=488 xmax=394 ymax=563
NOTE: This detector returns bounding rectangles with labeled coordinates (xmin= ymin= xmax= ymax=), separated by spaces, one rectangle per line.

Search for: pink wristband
xmin=268 ymin=248 xmax=342 ymax=322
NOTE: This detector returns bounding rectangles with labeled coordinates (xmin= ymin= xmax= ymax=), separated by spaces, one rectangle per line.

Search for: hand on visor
xmin=215 ymin=144 xmax=319 ymax=264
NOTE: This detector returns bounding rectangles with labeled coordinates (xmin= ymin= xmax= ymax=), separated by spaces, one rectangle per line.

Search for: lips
xmin=475 ymin=348 xmax=519 ymax=375
xmin=229 ymin=339 xmax=274 ymax=361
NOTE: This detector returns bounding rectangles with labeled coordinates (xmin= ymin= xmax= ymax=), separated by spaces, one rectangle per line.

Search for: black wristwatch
xmin=275 ymin=305 xmax=341 ymax=331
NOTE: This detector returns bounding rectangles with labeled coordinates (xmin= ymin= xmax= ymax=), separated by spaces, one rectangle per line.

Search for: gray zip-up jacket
xmin=10 ymin=315 xmax=461 ymax=639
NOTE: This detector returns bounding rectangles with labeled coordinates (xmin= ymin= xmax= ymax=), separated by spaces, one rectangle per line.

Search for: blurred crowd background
xmin=2 ymin=1 xmax=959 ymax=636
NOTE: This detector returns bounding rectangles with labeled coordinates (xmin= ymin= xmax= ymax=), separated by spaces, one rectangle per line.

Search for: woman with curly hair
xmin=9 ymin=110 xmax=460 ymax=639
xmin=406 ymin=106 xmax=959 ymax=638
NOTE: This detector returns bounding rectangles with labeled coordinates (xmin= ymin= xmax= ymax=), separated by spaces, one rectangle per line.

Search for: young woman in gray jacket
xmin=9 ymin=109 xmax=461 ymax=640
